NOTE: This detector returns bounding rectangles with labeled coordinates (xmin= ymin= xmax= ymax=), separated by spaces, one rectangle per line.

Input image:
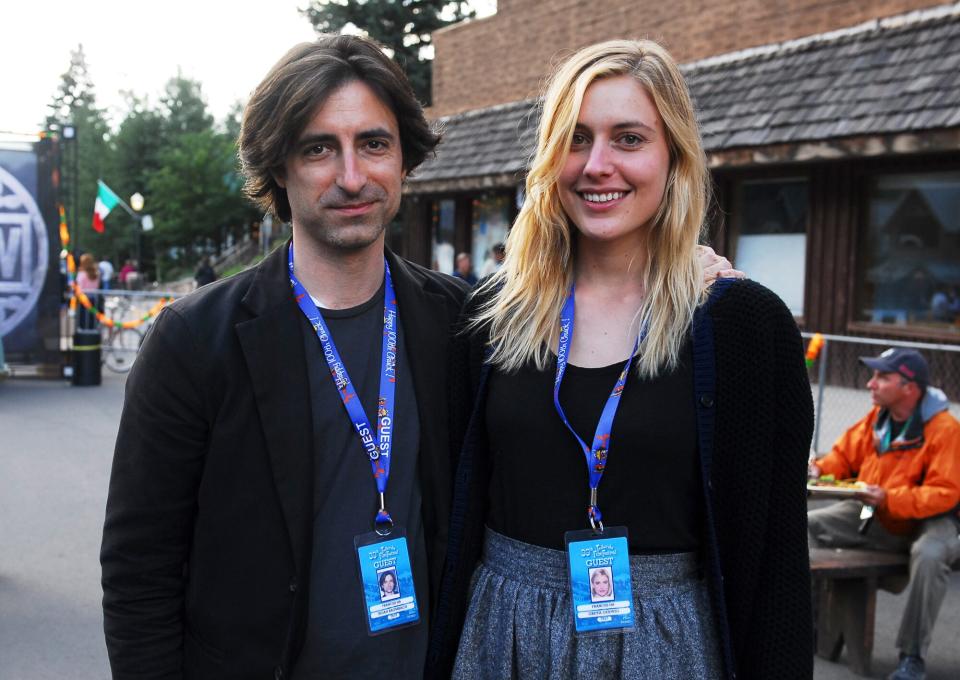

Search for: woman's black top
xmin=485 ymin=343 xmax=703 ymax=553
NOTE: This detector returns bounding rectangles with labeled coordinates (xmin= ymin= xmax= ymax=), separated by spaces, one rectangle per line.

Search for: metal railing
xmin=64 ymin=289 xmax=184 ymax=347
xmin=801 ymin=332 xmax=960 ymax=454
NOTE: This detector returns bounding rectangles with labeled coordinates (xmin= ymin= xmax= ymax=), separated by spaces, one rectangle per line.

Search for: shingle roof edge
xmin=430 ymin=98 xmax=539 ymax=126
xmin=682 ymin=0 xmax=960 ymax=74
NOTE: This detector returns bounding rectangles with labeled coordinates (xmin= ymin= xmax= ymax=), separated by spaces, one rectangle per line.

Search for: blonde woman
xmin=428 ymin=40 xmax=813 ymax=679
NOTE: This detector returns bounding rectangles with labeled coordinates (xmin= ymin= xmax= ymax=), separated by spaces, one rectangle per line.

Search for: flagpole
xmin=110 ymin=193 xmax=140 ymax=220
xmin=113 ymin=192 xmax=145 ymax=269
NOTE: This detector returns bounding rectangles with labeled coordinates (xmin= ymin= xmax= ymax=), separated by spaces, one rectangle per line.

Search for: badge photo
xmin=377 ymin=566 xmax=401 ymax=602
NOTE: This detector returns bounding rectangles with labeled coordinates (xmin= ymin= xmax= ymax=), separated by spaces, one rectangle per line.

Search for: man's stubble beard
xmin=313 ymin=217 xmax=389 ymax=252
xmin=301 ymin=184 xmax=401 ymax=254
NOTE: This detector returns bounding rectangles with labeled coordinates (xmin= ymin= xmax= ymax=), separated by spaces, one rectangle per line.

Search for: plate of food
xmin=807 ymin=475 xmax=867 ymax=499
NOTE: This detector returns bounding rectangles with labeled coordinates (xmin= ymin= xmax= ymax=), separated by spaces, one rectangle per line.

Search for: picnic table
xmin=810 ymin=547 xmax=909 ymax=676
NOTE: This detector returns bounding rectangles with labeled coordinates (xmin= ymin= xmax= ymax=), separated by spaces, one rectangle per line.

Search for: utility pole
xmin=62 ymin=124 xmax=78 ymax=252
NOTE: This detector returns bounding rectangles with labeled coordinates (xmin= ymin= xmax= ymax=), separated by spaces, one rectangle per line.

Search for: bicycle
xmin=100 ymin=295 xmax=146 ymax=374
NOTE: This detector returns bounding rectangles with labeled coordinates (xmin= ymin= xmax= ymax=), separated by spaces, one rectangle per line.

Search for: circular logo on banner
xmin=0 ymin=166 xmax=49 ymax=338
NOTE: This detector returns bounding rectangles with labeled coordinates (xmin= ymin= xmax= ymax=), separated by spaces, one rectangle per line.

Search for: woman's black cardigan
xmin=426 ymin=279 xmax=815 ymax=680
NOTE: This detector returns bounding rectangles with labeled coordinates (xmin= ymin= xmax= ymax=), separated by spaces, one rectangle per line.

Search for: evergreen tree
xmin=44 ymin=44 xmax=112 ymax=256
xmin=223 ymin=100 xmax=245 ymax=140
xmin=301 ymin=0 xmax=475 ymax=105
xmin=160 ymin=73 xmax=214 ymax=137
xmin=104 ymin=93 xmax=166 ymax=267
xmin=43 ymin=57 xmax=259 ymax=282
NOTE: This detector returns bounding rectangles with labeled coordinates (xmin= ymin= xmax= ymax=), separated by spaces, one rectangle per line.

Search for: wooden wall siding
xmin=806 ymin=162 xmax=860 ymax=335
xmin=400 ymin=196 xmax=432 ymax=266
xmin=706 ymin=177 xmax=729 ymax=255
xmin=805 ymin=167 xmax=828 ymax=331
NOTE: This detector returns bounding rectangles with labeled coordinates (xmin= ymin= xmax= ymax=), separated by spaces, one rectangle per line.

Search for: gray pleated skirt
xmin=452 ymin=528 xmax=723 ymax=680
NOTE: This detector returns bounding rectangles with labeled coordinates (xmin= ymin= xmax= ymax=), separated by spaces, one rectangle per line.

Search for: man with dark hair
xmin=101 ymin=35 xmax=467 ymax=679
xmin=808 ymin=348 xmax=960 ymax=680
xmin=452 ymin=252 xmax=477 ymax=285
xmin=193 ymin=257 xmax=216 ymax=288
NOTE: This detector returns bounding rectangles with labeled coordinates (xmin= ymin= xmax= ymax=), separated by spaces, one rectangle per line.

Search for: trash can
xmin=72 ymin=328 xmax=102 ymax=386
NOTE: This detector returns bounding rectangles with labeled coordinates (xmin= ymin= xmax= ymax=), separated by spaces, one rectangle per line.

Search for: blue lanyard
xmin=288 ymin=243 xmax=399 ymax=530
xmin=554 ymin=284 xmax=638 ymax=531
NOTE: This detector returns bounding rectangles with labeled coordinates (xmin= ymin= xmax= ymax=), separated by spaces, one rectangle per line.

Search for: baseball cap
xmin=859 ymin=348 xmax=929 ymax=388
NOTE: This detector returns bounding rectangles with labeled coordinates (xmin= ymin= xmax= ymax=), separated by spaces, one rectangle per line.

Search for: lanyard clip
xmin=375 ymin=492 xmax=393 ymax=536
xmin=588 ymin=488 xmax=604 ymax=534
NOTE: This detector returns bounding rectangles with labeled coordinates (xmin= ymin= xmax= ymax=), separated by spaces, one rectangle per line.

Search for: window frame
xmin=727 ymin=171 xmax=812 ymax=321
xmin=847 ymin=168 xmax=960 ymax=342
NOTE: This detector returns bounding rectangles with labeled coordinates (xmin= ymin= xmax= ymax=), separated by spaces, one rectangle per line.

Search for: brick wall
xmin=430 ymin=0 xmax=949 ymax=117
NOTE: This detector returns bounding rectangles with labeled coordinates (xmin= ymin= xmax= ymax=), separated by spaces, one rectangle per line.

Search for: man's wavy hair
xmin=239 ymin=35 xmax=440 ymax=222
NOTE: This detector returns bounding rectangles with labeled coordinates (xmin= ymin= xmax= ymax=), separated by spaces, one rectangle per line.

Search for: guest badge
xmin=354 ymin=528 xmax=420 ymax=635
xmin=565 ymin=527 xmax=635 ymax=635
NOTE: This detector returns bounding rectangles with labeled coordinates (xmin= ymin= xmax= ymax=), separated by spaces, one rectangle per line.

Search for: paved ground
xmin=0 ymin=371 xmax=122 ymax=679
xmin=0 ymin=375 xmax=957 ymax=678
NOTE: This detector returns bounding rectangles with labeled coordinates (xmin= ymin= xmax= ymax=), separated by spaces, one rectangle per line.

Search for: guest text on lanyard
xmin=288 ymin=243 xmax=399 ymax=534
xmin=554 ymin=284 xmax=641 ymax=534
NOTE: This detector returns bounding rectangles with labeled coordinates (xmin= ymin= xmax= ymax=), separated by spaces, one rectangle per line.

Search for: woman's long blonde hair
xmin=473 ymin=39 xmax=710 ymax=378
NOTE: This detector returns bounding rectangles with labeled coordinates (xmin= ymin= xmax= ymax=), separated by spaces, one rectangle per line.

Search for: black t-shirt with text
xmin=293 ymin=283 xmax=427 ymax=680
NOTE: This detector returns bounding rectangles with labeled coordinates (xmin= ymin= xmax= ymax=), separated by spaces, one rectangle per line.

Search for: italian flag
xmin=92 ymin=180 xmax=121 ymax=233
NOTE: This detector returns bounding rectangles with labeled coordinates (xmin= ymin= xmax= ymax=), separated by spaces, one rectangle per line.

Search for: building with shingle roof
xmin=688 ymin=6 xmax=960 ymax=156
xmin=393 ymin=1 xmax=960 ymax=346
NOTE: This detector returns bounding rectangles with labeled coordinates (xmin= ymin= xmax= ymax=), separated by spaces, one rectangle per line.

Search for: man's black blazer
xmin=101 ymin=243 xmax=468 ymax=679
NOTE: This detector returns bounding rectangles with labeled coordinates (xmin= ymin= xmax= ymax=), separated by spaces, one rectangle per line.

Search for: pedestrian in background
xmin=76 ymin=253 xmax=101 ymax=330
xmin=479 ymin=242 xmax=506 ymax=277
xmin=98 ymin=257 xmax=114 ymax=291
xmin=809 ymin=349 xmax=960 ymax=680
xmin=194 ymin=257 xmax=217 ymax=288
xmin=453 ymin=252 xmax=478 ymax=285
xmin=117 ymin=260 xmax=137 ymax=290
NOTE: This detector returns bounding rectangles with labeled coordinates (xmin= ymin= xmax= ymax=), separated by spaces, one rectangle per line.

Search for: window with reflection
xmin=856 ymin=172 xmax=960 ymax=333
xmin=734 ymin=178 xmax=809 ymax=316
xmin=471 ymin=192 xmax=511 ymax=278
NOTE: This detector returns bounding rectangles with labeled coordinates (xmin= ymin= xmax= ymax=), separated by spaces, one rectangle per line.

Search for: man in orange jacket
xmin=809 ymin=348 xmax=960 ymax=680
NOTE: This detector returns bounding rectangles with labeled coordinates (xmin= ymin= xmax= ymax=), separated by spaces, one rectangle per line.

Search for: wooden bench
xmin=810 ymin=547 xmax=909 ymax=676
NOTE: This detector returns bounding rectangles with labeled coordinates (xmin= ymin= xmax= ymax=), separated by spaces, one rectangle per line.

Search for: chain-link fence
xmin=802 ymin=332 xmax=960 ymax=454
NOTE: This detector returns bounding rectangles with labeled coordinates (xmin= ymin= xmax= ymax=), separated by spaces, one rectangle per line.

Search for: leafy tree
xmin=44 ymin=44 xmax=112 ymax=256
xmin=301 ymin=0 xmax=475 ymax=104
xmin=111 ymin=96 xmax=165 ymax=195
xmin=97 ymin=93 xmax=167 ymax=265
xmin=44 ymin=56 xmax=260 ymax=281
xmin=146 ymin=129 xmax=257 ymax=274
